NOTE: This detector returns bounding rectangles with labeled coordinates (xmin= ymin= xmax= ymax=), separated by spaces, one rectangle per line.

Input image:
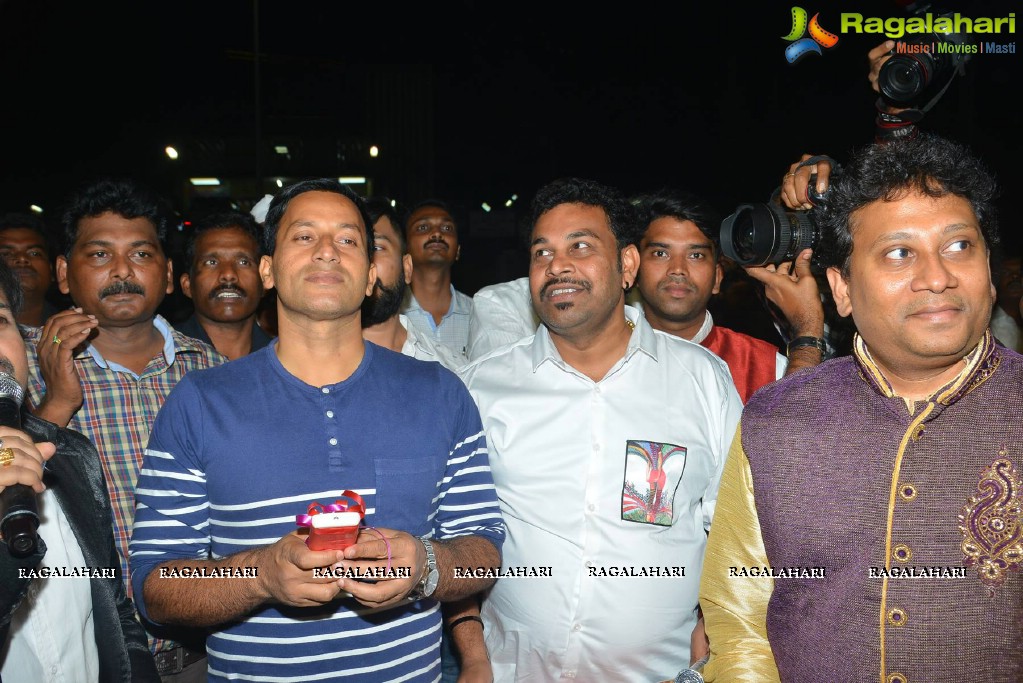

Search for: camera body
xmin=877 ymin=11 xmax=971 ymax=108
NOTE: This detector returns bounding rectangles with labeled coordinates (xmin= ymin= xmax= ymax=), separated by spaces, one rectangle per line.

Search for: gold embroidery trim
xmin=958 ymin=455 xmax=1023 ymax=590
xmin=892 ymin=545 xmax=912 ymax=563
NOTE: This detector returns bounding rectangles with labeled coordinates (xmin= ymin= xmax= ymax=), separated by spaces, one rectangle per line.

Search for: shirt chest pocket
xmin=373 ymin=458 xmax=442 ymax=536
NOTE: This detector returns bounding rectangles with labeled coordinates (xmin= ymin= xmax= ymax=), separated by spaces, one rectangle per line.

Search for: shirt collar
xmin=530 ymin=304 xmax=659 ymax=373
xmin=81 ymin=315 xmax=178 ymax=369
xmin=406 ymin=285 xmax=470 ymax=320
xmin=852 ymin=329 xmax=999 ymax=407
xmin=628 ymin=298 xmax=714 ymax=344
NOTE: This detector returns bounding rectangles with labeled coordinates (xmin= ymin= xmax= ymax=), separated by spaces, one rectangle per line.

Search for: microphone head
xmin=0 ymin=370 xmax=24 ymax=407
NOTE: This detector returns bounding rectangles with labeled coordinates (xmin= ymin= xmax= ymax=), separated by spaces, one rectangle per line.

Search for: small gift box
xmin=296 ymin=490 xmax=365 ymax=551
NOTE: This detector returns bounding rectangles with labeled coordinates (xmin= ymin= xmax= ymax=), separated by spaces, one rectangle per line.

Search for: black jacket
xmin=0 ymin=412 xmax=159 ymax=682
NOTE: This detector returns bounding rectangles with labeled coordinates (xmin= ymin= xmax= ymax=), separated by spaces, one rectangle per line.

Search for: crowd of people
xmin=0 ymin=43 xmax=1021 ymax=683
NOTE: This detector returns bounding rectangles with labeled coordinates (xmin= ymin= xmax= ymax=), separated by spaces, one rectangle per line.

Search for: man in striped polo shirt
xmin=130 ymin=179 xmax=505 ymax=682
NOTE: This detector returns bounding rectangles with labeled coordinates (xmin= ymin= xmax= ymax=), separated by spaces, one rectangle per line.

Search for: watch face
xmin=424 ymin=568 xmax=439 ymax=596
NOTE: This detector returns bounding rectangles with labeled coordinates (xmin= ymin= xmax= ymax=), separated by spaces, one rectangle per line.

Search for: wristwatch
xmin=409 ymin=537 xmax=439 ymax=600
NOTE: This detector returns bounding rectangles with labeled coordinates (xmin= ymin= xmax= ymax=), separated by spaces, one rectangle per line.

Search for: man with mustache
xmin=700 ymin=134 xmax=1023 ymax=682
xmin=459 ymin=177 xmax=743 ymax=682
xmin=0 ymin=213 xmax=60 ymax=327
xmin=362 ymin=198 xmax=463 ymax=370
xmin=177 ymin=211 xmax=273 ymax=360
xmin=22 ymin=178 xmax=224 ymax=681
xmin=401 ymin=199 xmax=473 ymax=360
xmin=631 ymin=190 xmax=825 ymax=403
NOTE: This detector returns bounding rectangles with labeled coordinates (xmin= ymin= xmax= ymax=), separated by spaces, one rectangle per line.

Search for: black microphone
xmin=0 ymin=370 xmax=39 ymax=558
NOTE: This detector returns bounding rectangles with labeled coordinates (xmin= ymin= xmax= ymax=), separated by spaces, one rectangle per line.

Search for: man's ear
xmin=455 ymin=245 xmax=461 ymax=262
xmin=620 ymin=244 xmax=640 ymax=289
xmin=402 ymin=253 xmax=413 ymax=285
xmin=180 ymin=273 xmax=193 ymax=300
xmin=56 ymin=256 xmax=70 ymax=295
xmin=827 ymin=266 xmax=852 ymax=317
xmin=164 ymin=258 xmax=175 ymax=295
xmin=259 ymin=255 xmax=275 ymax=291
xmin=712 ymin=263 xmax=724 ymax=296
xmin=365 ymin=262 xmax=378 ymax=297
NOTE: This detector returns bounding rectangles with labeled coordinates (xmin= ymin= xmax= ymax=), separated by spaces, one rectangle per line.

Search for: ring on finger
xmin=0 ymin=447 xmax=14 ymax=468
xmin=52 ymin=335 xmax=62 ymax=346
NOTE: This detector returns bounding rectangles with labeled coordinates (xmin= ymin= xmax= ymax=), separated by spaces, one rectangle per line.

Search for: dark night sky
xmin=2 ymin=0 xmax=1019 ymax=256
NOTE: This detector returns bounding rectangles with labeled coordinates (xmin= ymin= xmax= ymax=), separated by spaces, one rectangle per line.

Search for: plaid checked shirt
xmin=24 ymin=315 xmax=225 ymax=653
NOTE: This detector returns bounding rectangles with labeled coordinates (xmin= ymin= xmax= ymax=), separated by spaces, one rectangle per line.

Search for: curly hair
xmin=530 ymin=177 xmax=640 ymax=253
xmin=813 ymin=133 xmax=1000 ymax=276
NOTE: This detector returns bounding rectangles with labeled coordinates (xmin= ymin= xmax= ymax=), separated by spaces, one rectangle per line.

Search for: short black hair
xmin=0 ymin=260 xmax=24 ymax=315
xmin=364 ymin=197 xmax=406 ymax=253
xmin=185 ymin=211 xmax=263 ymax=273
xmin=0 ymin=212 xmax=55 ymax=259
xmin=530 ymin=177 xmax=640 ymax=252
xmin=60 ymin=178 xmax=171 ymax=259
xmin=814 ymin=133 xmax=1000 ymax=276
xmin=404 ymin=199 xmax=457 ymax=232
xmin=632 ymin=189 xmax=722 ymax=259
xmin=262 ymin=179 xmax=374 ymax=259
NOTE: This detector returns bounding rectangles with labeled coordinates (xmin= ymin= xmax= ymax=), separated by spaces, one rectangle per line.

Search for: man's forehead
xmin=532 ymin=203 xmax=611 ymax=241
xmin=283 ymin=192 xmax=364 ymax=229
xmin=408 ymin=207 xmax=454 ymax=224
xmin=195 ymin=227 xmax=259 ymax=252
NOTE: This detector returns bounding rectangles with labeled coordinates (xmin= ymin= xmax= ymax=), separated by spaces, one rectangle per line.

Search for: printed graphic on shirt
xmin=621 ymin=440 xmax=687 ymax=526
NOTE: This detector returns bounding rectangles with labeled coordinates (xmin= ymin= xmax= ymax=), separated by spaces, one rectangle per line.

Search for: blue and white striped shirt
xmin=130 ymin=342 xmax=504 ymax=682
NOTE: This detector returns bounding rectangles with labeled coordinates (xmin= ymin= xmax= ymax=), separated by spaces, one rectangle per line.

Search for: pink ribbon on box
xmin=296 ymin=490 xmax=366 ymax=527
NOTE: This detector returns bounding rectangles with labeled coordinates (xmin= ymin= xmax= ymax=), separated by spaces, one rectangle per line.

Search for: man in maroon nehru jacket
xmin=700 ymin=133 xmax=1023 ymax=682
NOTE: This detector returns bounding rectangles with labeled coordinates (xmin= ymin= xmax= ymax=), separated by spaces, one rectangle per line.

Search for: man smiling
xmin=460 ymin=178 xmax=741 ymax=682
xmin=700 ymin=134 xmax=1023 ymax=682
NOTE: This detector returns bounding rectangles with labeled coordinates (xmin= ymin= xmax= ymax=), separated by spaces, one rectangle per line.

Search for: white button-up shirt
xmin=459 ymin=306 xmax=742 ymax=682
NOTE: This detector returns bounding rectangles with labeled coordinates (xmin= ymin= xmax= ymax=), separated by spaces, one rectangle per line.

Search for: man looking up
xmin=460 ymin=178 xmax=742 ymax=682
xmin=632 ymin=190 xmax=825 ymax=402
xmin=401 ymin=199 xmax=472 ymax=360
xmin=700 ymin=134 xmax=1023 ymax=682
xmin=130 ymin=179 xmax=504 ymax=681
xmin=0 ymin=212 xmax=58 ymax=326
xmin=177 ymin=211 xmax=272 ymax=359
xmin=362 ymin=197 xmax=463 ymax=369
xmin=24 ymin=178 xmax=224 ymax=680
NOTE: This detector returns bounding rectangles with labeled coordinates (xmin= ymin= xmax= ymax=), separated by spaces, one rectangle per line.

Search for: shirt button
xmin=585 ymin=560 xmax=594 ymax=567
xmin=329 ymin=438 xmax=338 ymax=446
xmin=321 ymin=387 xmax=330 ymax=394
xmin=326 ymin=410 xmax=335 ymax=418
xmin=593 ymin=443 xmax=600 ymax=452
xmin=594 ymin=386 xmax=601 ymax=394
xmin=563 ymin=672 xmax=576 ymax=679
xmin=587 ymin=503 xmax=596 ymax=512
xmin=51 ymin=665 xmax=58 ymax=675
xmin=572 ymin=623 xmax=582 ymax=631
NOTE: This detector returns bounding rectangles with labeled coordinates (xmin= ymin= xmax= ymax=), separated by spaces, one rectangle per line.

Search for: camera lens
xmin=879 ymin=55 xmax=931 ymax=105
xmin=720 ymin=203 xmax=817 ymax=267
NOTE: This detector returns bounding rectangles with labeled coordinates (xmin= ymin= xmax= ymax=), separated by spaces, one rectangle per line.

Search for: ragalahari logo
xmin=783 ymin=7 xmax=839 ymax=63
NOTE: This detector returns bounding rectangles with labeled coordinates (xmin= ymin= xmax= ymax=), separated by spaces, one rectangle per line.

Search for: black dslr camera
xmin=877 ymin=4 xmax=972 ymax=110
xmin=719 ymin=169 xmax=828 ymax=268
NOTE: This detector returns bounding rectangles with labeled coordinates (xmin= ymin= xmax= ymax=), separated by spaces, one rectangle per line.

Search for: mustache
xmin=425 ymin=237 xmax=448 ymax=247
xmin=99 ymin=280 xmax=145 ymax=298
xmin=209 ymin=284 xmax=247 ymax=299
xmin=540 ymin=277 xmax=591 ymax=299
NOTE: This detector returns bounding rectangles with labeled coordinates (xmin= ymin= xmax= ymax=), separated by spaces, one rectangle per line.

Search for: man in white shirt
xmin=459 ymin=178 xmax=743 ymax=682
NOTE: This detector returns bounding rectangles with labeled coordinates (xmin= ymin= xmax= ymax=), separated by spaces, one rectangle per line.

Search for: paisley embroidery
xmin=958 ymin=454 xmax=1023 ymax=590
